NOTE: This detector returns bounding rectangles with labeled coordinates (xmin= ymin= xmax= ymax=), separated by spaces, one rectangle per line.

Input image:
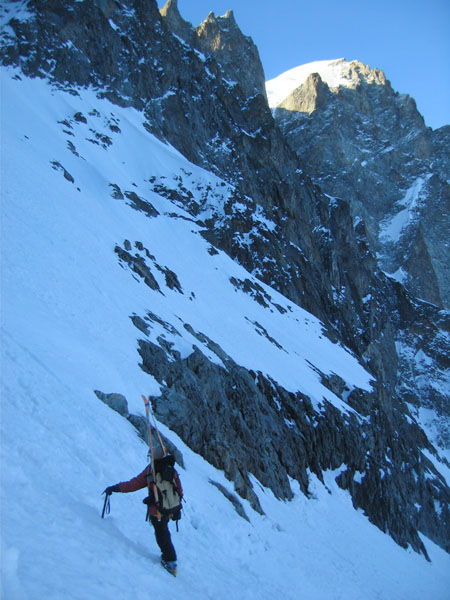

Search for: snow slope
xmin=380 ymin=176 xmax=432 ymax=243
xmin=1 ymin=69 xmax=450 ymax=599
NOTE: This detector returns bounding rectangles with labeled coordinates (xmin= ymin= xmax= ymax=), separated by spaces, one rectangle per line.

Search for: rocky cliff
xmin=267 ymin=59 xmax=450 ymax=310
xmin=1 ymin=0 xmax=449 ymax=559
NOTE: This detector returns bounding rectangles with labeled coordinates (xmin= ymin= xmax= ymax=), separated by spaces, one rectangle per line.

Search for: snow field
xmin=2 ymin=330 xmax=450 ymax=600
xmin=1 ymin=70 xmax=450 ymax=599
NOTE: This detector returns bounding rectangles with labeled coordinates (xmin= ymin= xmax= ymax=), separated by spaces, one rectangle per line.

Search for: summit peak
xmin=159 ymin=0 xmax=193 ymax=43
xmin=266 ymin=58 xmax=387 ymax=108
xmin=202 ymin=9 xmax=236 ymax=27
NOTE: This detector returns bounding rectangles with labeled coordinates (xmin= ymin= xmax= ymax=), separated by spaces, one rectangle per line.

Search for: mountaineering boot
xmin=161 ymin=559 xmax=177 ymax=576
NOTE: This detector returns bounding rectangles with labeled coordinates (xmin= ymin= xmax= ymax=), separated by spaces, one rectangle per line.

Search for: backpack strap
xmin=145 ymin=464 xmax=161 ymax=520
xmin=174 ymin=471 xmax=183 ymax=499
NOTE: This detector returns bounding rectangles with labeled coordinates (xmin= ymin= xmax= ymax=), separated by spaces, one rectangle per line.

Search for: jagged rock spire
xmin=195 ymin=8 xmax=267 ymax=99
xmin=159 ymin=0 xmax=194 ymax=44
xmin=160 ymin=3 xmax=267 ymax=100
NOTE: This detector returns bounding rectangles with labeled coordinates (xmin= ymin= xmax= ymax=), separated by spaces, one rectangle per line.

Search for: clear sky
xmin=157 ymin=0 xmax=450 ymax=130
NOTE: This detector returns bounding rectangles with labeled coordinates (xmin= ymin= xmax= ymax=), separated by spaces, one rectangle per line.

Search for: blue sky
xmin=158 ymin=0 xmax=450 ymax=130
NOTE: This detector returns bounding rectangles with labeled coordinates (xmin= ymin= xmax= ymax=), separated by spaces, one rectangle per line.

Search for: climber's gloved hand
xmin=103 ymin=484 xmax=120 ymax=496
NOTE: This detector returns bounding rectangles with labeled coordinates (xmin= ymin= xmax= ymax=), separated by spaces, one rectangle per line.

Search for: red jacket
xmin=118 ymin=465 xmax=183 ymax=517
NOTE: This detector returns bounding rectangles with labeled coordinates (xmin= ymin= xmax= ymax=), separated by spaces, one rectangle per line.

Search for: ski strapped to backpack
xmin=141 ymin=395 xmax=183 ymax=526
xmin=142 ymin=394 xmax=160 ymax=516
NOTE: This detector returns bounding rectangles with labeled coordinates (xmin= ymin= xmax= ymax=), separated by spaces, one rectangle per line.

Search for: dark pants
xmin=150 ymin=516 xmax=177 ymax=562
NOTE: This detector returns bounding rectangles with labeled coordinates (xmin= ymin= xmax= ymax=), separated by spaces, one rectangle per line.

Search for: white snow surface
xmin=1 ymin=70 xmax=450 ymax=599
xmin=379 ymin=176 xmax=432 ymax=243
xmin=266 ymin=58 xmax=354 ymax=108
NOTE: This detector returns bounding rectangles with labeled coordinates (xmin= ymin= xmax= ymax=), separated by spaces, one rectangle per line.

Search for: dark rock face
xmin=159 ymin=0 xmax=194 ymax=46
xmin=269 ymin=60 xmax=450 ymax=309
xmin=137 ymin=336 xmax=449 ymax=558
xmin=2 ymin=0 xmax=449 ymax=558
xmin=159 ymin=1 xmax=267 ymax=100
xmin=194 ymin=9 xmax=267 ymax=101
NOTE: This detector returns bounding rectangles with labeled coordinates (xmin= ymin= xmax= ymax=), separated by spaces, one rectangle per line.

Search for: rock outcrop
xmin=195 ymin=9 xmax=267 ymax=100
xmin=159 ymin=0 xmax=194 ymax=45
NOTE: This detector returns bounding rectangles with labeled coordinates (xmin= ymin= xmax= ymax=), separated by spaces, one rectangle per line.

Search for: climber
xmin=103 ymin=446 xmax=183 ymax=576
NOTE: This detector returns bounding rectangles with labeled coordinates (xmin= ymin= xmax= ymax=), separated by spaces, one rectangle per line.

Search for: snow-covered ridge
xmin=266 ymin=58 xmax=384 ymax=108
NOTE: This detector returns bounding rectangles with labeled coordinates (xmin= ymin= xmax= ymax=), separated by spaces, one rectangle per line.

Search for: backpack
xmin=144 ymin=454 xmax=182 ymax=522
